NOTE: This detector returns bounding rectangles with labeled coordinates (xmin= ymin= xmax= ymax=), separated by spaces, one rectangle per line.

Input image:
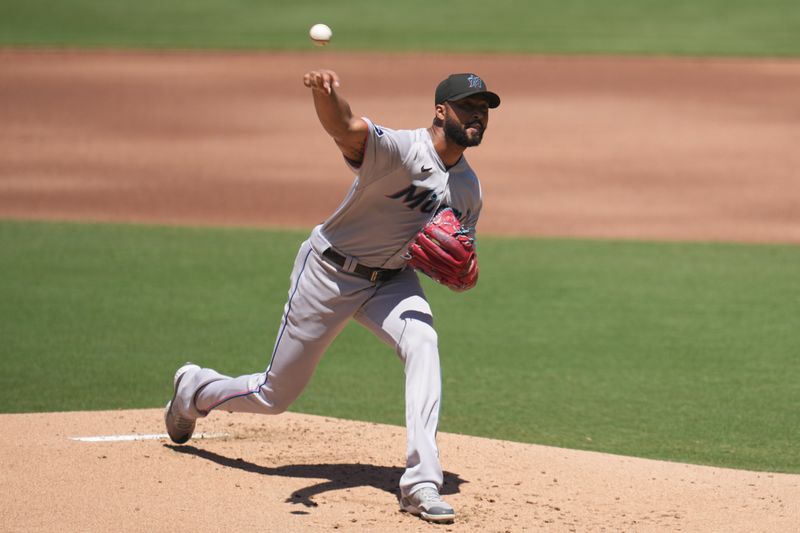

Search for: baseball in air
xmin=309 ymin=23 xmax=332 ymax=46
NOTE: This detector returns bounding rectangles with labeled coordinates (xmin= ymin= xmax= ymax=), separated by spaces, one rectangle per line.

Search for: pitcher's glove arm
xmin=407 ymin=207 xmax=479 ymax=292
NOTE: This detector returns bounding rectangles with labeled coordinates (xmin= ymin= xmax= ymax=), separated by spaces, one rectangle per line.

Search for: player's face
xmin=443 ymin=96 xmax=490 ymax=147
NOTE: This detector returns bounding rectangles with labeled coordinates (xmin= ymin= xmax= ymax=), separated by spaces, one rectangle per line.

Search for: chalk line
xmin=69 ymin=432 xmax=229 ymax=442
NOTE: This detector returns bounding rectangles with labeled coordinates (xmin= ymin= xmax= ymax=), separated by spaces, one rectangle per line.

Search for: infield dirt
xmin=1 ymin=50 xmax=799 ymax=532
xmin=2 ymin=50 xmax=799 ymax=242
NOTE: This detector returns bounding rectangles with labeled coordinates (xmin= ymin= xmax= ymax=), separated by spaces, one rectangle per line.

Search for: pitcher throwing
xmin=165 ymin=69 xmax=500 ymax=523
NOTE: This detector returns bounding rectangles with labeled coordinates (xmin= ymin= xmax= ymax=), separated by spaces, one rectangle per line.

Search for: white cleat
xmin=400 ymin=487 xmax=456 ymax=523
xmin=164 ymin=363 xmax=200 ymax=444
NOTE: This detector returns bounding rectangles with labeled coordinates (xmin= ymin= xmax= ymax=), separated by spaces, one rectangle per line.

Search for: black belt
xmin=322 ymin=248 xmax=402 ymax=283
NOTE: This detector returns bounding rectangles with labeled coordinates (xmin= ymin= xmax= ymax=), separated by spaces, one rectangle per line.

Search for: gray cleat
xmin=400 ymin=487 xmax=456 ymax=523
xmin=164 ymin=363 xmax=200 ymax=444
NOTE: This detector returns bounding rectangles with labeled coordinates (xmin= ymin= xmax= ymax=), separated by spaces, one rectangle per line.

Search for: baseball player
xmin=165 ymin=69 xmax=500 ymax=523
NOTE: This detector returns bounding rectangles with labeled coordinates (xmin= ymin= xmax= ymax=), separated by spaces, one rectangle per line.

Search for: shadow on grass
xmin=165 ymin=444 xmax=467 ymax=508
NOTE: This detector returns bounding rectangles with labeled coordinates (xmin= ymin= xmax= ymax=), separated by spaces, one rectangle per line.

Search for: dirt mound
xmin=1 ymin=409 xmax=797 ymax=532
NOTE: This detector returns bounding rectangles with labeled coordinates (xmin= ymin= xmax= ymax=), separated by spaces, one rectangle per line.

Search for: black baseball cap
xmin=435 ymin=73 xmax=501 ymax=109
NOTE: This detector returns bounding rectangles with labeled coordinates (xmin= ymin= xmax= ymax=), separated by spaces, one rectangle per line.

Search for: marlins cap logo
xmin=466 ymin=75 xmax=484 ymax=89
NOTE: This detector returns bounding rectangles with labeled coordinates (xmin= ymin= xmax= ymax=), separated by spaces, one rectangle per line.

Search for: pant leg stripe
xmin=206 ymin=246 xmax=314 ymax=411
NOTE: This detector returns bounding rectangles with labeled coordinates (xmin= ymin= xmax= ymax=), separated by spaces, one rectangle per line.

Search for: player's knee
xmin=399 ymin=320 xmax=439 ymax=356
xmin=270 ymin=402 xmax=291 ymax=415
xmin=257 ymin=386 xmax=298 ymax=415
xmin=258 ymin=394 xmax=291 ymax=414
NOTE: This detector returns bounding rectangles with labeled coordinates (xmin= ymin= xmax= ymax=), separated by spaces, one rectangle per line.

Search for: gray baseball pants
xmin=175 ymin=239 xmax=443 ymax=497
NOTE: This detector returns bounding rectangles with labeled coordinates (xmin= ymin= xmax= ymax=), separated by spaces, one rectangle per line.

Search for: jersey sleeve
xmin=344 ymin=117 xmax=408 ymax=186
xmin=465 ymin=201 xmax=481 ymax=238
xmin=453 ymin=168 xmax=482 ymax=242
xmin=462 ymin=198 xmax=482 ymax=243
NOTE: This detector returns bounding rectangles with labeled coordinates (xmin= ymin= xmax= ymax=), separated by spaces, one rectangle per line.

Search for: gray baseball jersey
xmin=310 ymin=118 xmax=482 ymax=269
xmin=170 ymin=116 xmax=483 ymax=500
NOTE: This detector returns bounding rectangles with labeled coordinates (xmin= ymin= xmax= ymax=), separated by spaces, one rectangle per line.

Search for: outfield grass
xmin=1 ymin=220 xmax=798 ymax=473
xmin=1 ymin=0 xmax=799 ymax=56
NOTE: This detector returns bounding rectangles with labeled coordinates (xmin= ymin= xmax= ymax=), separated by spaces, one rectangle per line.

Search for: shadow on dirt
xmin=165 ymin=444 xmax=467 ymax=508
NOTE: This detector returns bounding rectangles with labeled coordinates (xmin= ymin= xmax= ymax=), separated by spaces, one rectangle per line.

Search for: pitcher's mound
xmin=2 ymin=409 xmax=798 ymax=532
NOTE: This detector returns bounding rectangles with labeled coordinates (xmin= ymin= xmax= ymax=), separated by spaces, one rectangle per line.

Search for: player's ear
xmin=435 ymin=103 xmax=447 ymax=121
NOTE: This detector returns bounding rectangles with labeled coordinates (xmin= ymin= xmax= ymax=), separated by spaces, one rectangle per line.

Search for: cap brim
xmin=447 ymin=90 xmax=501 ymax=109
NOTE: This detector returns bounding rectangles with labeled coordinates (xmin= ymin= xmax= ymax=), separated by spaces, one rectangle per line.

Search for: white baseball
xmin=309 ymin=23 xmax=332 ymax=46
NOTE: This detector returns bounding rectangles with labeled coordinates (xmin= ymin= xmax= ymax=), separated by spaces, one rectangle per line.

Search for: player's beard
xmin=444 ymin=115 xmax=483 ymax=147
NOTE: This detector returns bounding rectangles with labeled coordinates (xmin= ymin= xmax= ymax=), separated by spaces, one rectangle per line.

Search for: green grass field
xmin=2 ymin=220 xmax=798 ymax=473
xmin=1 ymin=0 xmax=799 ymax=56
